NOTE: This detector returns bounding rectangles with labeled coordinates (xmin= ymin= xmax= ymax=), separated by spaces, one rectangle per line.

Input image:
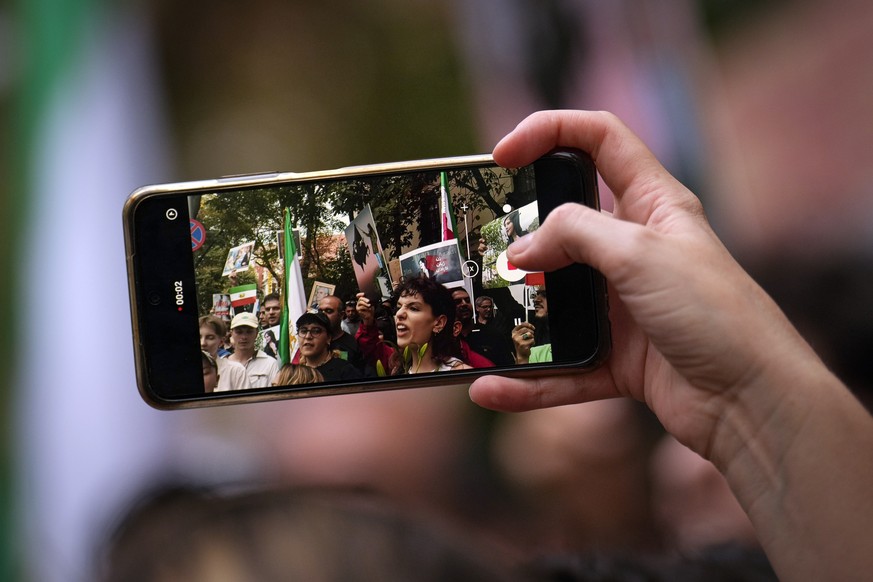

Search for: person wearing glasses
xmin=295 ymin=312 xmax=362 ymax=382
xmin=317 ymin=295 xmax=365 ymax=373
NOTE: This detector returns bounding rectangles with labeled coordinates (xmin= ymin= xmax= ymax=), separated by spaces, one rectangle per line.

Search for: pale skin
xmin=199 ymin=325 xmax=222 ymax=358
xmin=394 ymin=293 xmax=446 ymax=372
xmin=355 ymin=293 xmax=376 ymax=327
xmin=262 ymin=298 xmax=282 ymax=327
xmin=201 ymin=359 xmax=218 ymax=393
xmin=318 ymin=295 xmax=345 ymax=340
xmin=228 ymin=326 xmax=257 ymax=364
xmin=510 ymin=322 xmax=535 ymax=364
xmin=469 ymin=110 xmax=873 ymax=581
xmin=511 ymin=292 xmax=545 ymax=363
xmin=297 ymin=323 xmax=332 ymax=368
xmin=356 ymin=292 xmax=470 ymax=373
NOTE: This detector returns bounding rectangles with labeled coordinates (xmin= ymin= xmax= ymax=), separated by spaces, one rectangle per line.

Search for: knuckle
xmin=547 ymin=202 xmax=584 ymax=227
xmin=678 ymin=192 xmax=707 ymax=220
xmin=592 ymin=110 xmax=620 ymax=125
xmin=602 ymin=224 xmax=656 ymax=280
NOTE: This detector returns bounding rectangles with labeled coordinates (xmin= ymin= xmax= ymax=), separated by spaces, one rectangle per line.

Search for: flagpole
xmin=460 ymin=202 xmax=470 ymax=259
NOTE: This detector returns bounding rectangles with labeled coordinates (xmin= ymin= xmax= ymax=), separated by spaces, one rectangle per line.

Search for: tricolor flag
xmin=439 ymin=171 xmax=458 ymax=243
xmin=13 ymin=4 xmax=174 ymax=580
xmin=279 ymin=208 xmax=308 ymax=366
xmin=229 ymin=284 xmax=258 ymax=311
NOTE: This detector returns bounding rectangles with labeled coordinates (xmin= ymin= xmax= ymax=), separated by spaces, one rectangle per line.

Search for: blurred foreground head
xmin=98 ymin=483 xmax=775 ymax=582
xmin=96 ymin=485 xmax=516 ymax=582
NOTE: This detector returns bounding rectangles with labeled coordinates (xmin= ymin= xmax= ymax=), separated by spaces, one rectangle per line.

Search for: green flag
xmin=279 ymin=208 xmax=307 ymax=366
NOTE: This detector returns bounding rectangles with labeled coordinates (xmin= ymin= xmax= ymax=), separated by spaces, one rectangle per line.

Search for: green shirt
xmin=529 ymin=344 xmax=552 ymax=363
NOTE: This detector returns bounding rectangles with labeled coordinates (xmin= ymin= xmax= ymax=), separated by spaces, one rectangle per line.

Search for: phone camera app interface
xmin=187 ymin=164 xmax=555 ymax=393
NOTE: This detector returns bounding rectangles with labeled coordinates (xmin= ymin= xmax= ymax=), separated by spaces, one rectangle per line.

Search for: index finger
xmin=492 ymin=110 xmax=680 ymax=205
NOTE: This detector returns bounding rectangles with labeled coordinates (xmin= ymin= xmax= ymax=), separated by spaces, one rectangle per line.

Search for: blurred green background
xmin=3 ymin=0 xmax=873 ymax=579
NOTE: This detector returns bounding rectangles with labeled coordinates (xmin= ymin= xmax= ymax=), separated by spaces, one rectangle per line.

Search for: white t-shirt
xmin=215 ymin=357 xmax=248 ymax=392
xmin=239 ymin=350 xmax=279 ymax=389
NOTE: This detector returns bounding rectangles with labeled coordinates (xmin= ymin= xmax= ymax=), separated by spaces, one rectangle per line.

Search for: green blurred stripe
xmin=4 ymin=0 xmax=98 ymax=578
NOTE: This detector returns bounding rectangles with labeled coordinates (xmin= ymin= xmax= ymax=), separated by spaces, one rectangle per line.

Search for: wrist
xmin=707 ymin=356 xmax=873 ymax=579
xmin=708 ymin=356 xmax=827 ymax=481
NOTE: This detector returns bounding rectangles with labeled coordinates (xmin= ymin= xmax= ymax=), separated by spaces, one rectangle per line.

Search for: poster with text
xmin=399 ymin=239 xmax=465 ymax=290
xmin=211 ymin=293 xmax=231 ymax=319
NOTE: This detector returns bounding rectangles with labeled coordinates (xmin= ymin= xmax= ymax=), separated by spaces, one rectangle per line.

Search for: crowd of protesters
xmin=199 ymin=275 xmax=551 ymax=392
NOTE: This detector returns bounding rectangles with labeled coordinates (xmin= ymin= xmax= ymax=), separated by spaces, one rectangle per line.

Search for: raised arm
xmin=469 ymin=110 xmax=873 ymax=581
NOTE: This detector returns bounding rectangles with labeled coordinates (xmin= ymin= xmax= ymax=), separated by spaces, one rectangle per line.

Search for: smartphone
xmin=124 ymin=151 xmax=610 ymax=409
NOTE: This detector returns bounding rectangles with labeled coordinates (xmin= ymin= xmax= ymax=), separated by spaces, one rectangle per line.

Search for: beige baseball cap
xmin=230 ymin=312 xmax=259 ymax=329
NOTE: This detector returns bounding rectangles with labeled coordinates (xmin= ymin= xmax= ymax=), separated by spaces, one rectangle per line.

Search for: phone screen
xmin=127 ymin=154 xmax=609 ymax=406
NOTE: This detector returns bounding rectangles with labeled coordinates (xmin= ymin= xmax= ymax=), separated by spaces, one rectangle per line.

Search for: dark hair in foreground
xmin=524 ymin=543 xmax=777 ymax=581
xmin=389 ymin=275 xmax=460 ymax=373
xmin=98 ymin=484 xmax=776 ymax=582
xmin=96 ymin=485 xmax=517 ymax=582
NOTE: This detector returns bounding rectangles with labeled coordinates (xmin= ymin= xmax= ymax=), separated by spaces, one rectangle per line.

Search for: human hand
xmin=469 ymin=111 xmax=821 ymax=457
xmin=468 ymin=110 xmax=873 ymax=582
xmin=510 ymin=322 xmax=536 ymax=364
xmin=476 ymin=238 xmax=488 ymax=257
xmin=355 ymin=292 xmax=375 ymax=326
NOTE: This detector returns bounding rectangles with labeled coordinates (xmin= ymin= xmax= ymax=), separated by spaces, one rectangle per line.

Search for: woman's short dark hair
xmin=390 ymin=275 xmax=460 ymax=370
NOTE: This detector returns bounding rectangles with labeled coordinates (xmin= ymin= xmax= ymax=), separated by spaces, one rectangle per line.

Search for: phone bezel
xmin=124 ymin=152 xmax=610 ymax=409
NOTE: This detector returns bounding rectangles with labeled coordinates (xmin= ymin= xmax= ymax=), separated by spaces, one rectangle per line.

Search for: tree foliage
xmin=191 ymin=167 xmax=516 ymax=313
